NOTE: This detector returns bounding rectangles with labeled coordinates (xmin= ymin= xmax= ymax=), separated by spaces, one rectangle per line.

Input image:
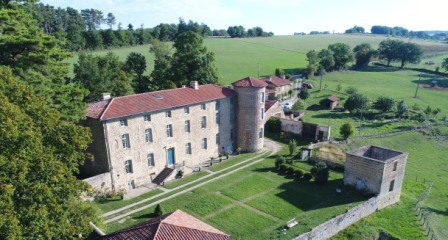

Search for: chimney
xmin=281 ymin=75 xmax=286 ymax=79
xmin=182 ymin=85 xmax=186 ymax=88
xmin=102 ymin=93 xmax=111 ymax=100
xmin=190 ymin=81 xmax=199 ymax=90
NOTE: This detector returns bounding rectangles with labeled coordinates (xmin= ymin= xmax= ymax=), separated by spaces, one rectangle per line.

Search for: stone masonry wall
xmin=104 ymin=97 xmax=235 ymax=191
xmin=234 ymin=87 xmax=264 ymax=152
xmin=83 ymin=172 xmax=112 ymax=192
xmin=279 ymin=118 xmax=303 ymax=135
xmin=344 ymin=154 xmax=385 ymax=194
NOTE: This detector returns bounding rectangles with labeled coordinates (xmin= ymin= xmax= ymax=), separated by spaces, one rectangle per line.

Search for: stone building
xmin=82 ymin=78 xmax=284 ymax=192
xmin=344 ymin=145 xmax=408 ymax=205
xmin=261 ymin=75 xmax=293 ymax=100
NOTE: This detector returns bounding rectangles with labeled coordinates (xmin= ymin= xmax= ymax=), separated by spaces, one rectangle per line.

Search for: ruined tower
xmin=232 ymin=77 xmax=267 ymax=152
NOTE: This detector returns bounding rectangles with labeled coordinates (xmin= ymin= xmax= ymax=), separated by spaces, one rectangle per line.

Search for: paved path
xmin=103 ymin=140 xmax=282 ymax=224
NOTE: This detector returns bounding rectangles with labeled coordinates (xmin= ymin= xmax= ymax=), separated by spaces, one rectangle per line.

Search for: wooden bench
xmin=286 ymin=218 xmax=298 ymax=228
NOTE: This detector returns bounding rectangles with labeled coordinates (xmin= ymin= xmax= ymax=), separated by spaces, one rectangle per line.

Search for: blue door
xmin=168 ymin=148 xmax=175 ymax=167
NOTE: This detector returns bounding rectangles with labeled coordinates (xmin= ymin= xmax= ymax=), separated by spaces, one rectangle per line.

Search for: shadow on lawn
xmin=275 ymin=179 xmax=368 ymax=212
xmin=312 ymin=112 xmax=348 ymax=119
xmin=356 ymin=65 xmax=401 ymax=73
xmin=411 ymin=73 xmax=448 ymax=88
xmin=423 ymin=207 xmax=448 ymax=217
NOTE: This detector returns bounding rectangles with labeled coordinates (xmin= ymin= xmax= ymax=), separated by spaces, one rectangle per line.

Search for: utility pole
xmin=414 ymin=78 xmax=420 ymax=98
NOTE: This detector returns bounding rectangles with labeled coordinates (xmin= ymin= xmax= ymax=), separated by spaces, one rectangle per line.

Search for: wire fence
xmin=414 ymin=182 xmax=438 ymax=240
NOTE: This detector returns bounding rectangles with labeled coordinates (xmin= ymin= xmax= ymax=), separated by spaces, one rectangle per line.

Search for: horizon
xmin=40 ymin=0 xmax=447 ymax=35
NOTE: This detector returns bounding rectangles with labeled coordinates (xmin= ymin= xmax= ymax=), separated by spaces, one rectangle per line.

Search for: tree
xmin=317 ymin=49 xmax=335 ymax=71
xmin=0 ymin=66 xmax=102 ymax=239
xmin=73 ymin=52 xmax=134 ymax=100
xmin=125 ymin=52 xmax=149 ymax=93
xmin=396 ymin=100 xmax=408 ymax=117
xmin=311 ymin=162 xmax=329 ymax=185
xmin=275 ymin=68 xmax=284 ymax=77
xmin=396 ymin=42 xmax=423 ymax=68
xmin=378 ymin=39 xmax=402 ymax=66
xmin=328 ymin=43 xmax=354 ymax=70
xmin=170 ymin=31 xmax=219 ymax=86
xmin=105 ymin=12 xmax=116 ymax=29
xmin=288 ymin=139 xmax=297 ymax=156
xmin=345 ymin=25 xmax=365 ymax=34
xmin=340 ymin=123 xmax=355 ymax=140
xmin=265 ymin=118 xmax=281 ymax=132
xmin=292 ymin=99 xmax=306 ymax=110
xmin=299 ymin=88 xmax=310 ymax=100
xmin=149 ymin=39 xmax=173 ymax=90
xmin=442 ymin=58 xmax=448 ymax=72
xmin=353 ymin=43 xmax=376 ymax=67
xmin=344 ymin=93 xmax=369 ymax=112
xmin=373 ymin=96 xmax=395 ymax=112
xmin=154 ymin=204 xmax=164 ymax=217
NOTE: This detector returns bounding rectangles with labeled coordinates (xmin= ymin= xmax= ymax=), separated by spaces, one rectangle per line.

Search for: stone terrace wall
xmin=84 ymin=172 xmax=112 ymax=192
xmin=294 ymin=196 xmax=380 ymax=240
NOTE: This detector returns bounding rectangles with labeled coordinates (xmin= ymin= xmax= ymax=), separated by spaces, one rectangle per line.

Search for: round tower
xmin=232 ymin=77 xmax=267 ymax=152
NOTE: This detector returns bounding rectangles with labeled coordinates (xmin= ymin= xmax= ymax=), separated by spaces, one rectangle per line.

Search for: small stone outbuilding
xmin=344 ymin=145 xmax=407 ymax=206
xmin=320 ymin=96 xmax=339 ymax=110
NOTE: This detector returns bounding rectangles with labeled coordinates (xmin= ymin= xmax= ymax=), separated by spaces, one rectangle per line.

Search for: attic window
xmin=153 ymin=94 xmax=163 ymax=100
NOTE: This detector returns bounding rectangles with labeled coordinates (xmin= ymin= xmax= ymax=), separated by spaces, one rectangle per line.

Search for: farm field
xmin=66 ymin=34 xmax=448 ymax=84
xmin=334 ymin=128 xmax=448 ymax=239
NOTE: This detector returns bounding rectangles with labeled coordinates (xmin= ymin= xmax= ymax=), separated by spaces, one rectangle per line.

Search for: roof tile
xmin=232 ymin=76 xmax=267 ymax=88
xmin=261 ymin=76 xmax=292 ymax=87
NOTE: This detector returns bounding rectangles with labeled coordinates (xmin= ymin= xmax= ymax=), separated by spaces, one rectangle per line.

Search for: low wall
xmin=279 ymin=118 xmax=303 ymax=135
xmin=83 ymin=172 xmax=112 ymax=192
xmin=293 ymin=194 xmax=399 ymax=240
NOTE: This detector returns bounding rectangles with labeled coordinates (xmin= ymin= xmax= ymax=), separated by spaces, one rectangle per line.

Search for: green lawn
xmin=163 ymin=171 xmax=209 ymax=189
xmin=334 ymin=128 xmax=448 ymax=239
xmin=93 ymin=189 xmax=163 ymax=213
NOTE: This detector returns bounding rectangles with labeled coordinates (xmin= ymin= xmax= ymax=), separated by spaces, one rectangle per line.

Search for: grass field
xmin=66 ymin=34 xmax=448 ymax=84
xmin=334 ymin=128 xmax=448 ymax=239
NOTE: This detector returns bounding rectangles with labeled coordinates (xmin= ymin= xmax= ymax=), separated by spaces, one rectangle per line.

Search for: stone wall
xmin=102 ymin=97 xmax=235 ymax=191
xmin=80 ymin=118 xmax=110 ymax=177
xmin=234 ymin=87 xmax=265 ymax=152
xmin=279 ymin=118 xmax=303 ymax=135
xmin=344 ymin=154 xmax=385 ymax=194
xmin=83 ymin=172 xmax=112 ymax=192
xmin=294 ymin=196 xmax=390 ymax=240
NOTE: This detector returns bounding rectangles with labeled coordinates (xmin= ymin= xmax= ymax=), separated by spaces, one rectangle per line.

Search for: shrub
xmin=275 ymin=156 xmax=285 ymax=170
xmin=299 ymin=88 xmax=310 ymax=100
xmin=154 ymin=204 xmax=164 ymax=216
xmin=336 ymin=83 xmax=342 ymax=92
xmin=303 ymin=172 xmax=312 ymax=181
xmin=288 ymin=139 xmax=297 ymax=156
xmin=344 ymin=93 xmax=369 ymax=112
xmin=292 ymin=99 xmax=306 ymax=110
xmin=311 ymin=162 xmax=329 ymax=185
xmin=294 ymin=169 xmax=304 ymax=179
xmin=345 ymin=86 xmax=358 ymax=95
xmin=397 ymin=100 xmax=408 ymax=117
xmin=265 ymin=117 xmax=281 ymax=132
xmin=279 ymin=164 xmax=288 ymax=173
xmin=176 ymin=170 xmax=184 ymax=179
xmin=373 ymin=96 xmax=395 ymax=113
xmin=287 ymin=166 xmax=295 ymax=176
xmin=340 ymin=123 xmax=355 ymax=140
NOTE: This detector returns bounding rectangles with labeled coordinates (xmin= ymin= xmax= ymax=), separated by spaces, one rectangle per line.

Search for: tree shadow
xmin=355 ymin=65 xmax=401 ymax=73
xmin=134 ymin=212 xmax=157 ymax=219
xmin=306 ymin=104 xmax=327 ymax=111
xmin=283 ymin=68 xmax=306 ymax=75
xmin=411 ymin=73 xmax=448 ymax=88
xmin=422 ymin=207 xmax=448 ymax=217
xmin=275 ymin=179 xmax=368 ymax=212
xmin=312 ymin=112 xmax=349 ymax=119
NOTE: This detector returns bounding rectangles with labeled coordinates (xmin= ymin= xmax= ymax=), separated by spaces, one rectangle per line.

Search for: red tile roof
xmin=99 ymin=210 xmax=230 ymax=240
xmin=265 ymin=100 xmax=278 ymax=111
xmin=261 ymin=76 xmax=292 ymax=87
xmin=86 ymin=85 xmax=235 ymax=120
xmin=327 ymin=96 xmax=340 ymax=102
xmin=232 ymin=76 xmax=267 ymax=88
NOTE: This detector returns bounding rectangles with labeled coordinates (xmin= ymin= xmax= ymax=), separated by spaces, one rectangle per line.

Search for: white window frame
xmin=261 ymin=92 xmax=265 ymax=103
xmin=122 ymin=134 xmax=130 ymax=148
xmin=201 ymin=103 xmax=206 ymax=110
xmin=145 ymin=128 xmax=153 ymax=143
xmin=143 ymin=114 xmax=151 ymax=122
xmin=166 ymin=124 xmax=173 ymax=137
xmin=201 ymin=116 xmax=207 ymax=129
xmin=166 ymin=110 xmax=172 ymax=118
xmin=186 ymin=143 xmax=192 ymax=155
xmin=120 ymin=119 xmax=128 ymax=126
xmin=202 ymin=138 xmax=207 ymax=149
xmin=125 ymin=159 xmax=133 ymax=173
xmin=184 ymin=107 xmax=189 ymax=114
xmin=185 ymin=120 xmax=190 ymax=133
xmin=147 ymin=153 xmax=155 ymax=167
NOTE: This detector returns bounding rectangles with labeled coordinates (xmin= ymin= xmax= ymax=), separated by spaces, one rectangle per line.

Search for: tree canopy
xmin=344 ymin=92 xmax=369 ymax=112
xmin=353 ymin=43 xmax=376 ymax=68
xmin=328 ymin=43 xmax=354 ymax=70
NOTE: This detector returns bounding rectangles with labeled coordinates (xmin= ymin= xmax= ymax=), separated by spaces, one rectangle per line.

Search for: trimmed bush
xmin=279 ymin=164 xmax=288 ymax=173
xmin=303 ymin=172 xmax=312 ymax=181
xmin=311 ymin=161 xmax=329 ymax=185
xmin=275 ymin=156 xmax=285 ymax=170
xmin=287 ymin=166 xmax=295 ymax=176
xmin=154 ymin=204 xmax=164 ymax=216
xmin=294 ymin=169 xmax=304 ymax=179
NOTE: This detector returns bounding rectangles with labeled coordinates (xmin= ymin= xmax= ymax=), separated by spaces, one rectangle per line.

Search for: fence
xmin=414 ymin=182 xmax=438 ymax=240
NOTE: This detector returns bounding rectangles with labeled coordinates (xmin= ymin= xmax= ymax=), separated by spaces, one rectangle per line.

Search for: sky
xmin=41 ymin=0 xmax=446 ymax=35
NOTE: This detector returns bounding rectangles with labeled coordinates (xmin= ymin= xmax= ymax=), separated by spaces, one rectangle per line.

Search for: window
xmin=216 ymin=133 xmax=220 ymax=144
xmin=389 ymin=180 xmax=395 ymax=192
xmin=166 ymin=124 xmax=173 ymax=137
xmin=165 ymin=110 xmax=171 ymax=118
xmin=122 ymin=134 xmax=130 ymax=148
xmin=128 ymin=180 xmax=135 ymax=190
xmin=393 ymin=161 xmax=398 ymax=171
xmin=261 ymin=92 xmax=265 ymax=102
xmin=186 ymin=143 xmax=192 ymax=155
xmin=260 ymin=108 xmax=264 ymax=120
xmin=230 ymin=129 xmax=234 ymax=141
xmin=145 ymin=128 xmax=153 ymax=143
xmin=184 ymin=120 xmax=190 ymax=133
xmin=201 ymin=116 xmax=207 ymax=128
xmin=201 ymin=103 xmax=206 ymax=110
xmin=147 ymin=153 xmax=155 ymax=167
xmin=202 ymin=138 xmax=207 ymax=149
xmin=125 ymin=160 xmax=133 ymax=173
xmin=143 ymin=114 xmax=151 ymax=122
xmin=216 ymin=113 xmax=220 ymax=124
xmin=120 ymin=119 xmax=128 ymax=126
xmin=216 ymin=100 xmax=220 ymax=110
xmin=184 ymin=107 xmax=189 ymax=114
xmin=259 ymin=128 xmax=263 ymax=138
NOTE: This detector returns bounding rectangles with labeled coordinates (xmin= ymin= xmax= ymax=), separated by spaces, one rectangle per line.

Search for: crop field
xmin=66 ymin=34 xmax=448 ymax=83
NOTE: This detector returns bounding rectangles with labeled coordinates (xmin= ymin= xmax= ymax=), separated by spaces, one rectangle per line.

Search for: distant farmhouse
xmin=81 ymin=77 xmax=328 ymax=192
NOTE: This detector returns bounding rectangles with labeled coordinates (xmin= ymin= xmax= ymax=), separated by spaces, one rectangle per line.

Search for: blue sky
xmin=41 ymin=0 xmax=446 ymax=35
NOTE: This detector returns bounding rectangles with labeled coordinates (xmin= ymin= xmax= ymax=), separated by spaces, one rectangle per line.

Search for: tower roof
xmin=232 ymin=77 xmax=267 ymax=88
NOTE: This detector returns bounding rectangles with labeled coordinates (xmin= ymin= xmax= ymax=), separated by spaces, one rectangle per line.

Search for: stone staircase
xmin=152 ymin=167 xmax=174 ymax=185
